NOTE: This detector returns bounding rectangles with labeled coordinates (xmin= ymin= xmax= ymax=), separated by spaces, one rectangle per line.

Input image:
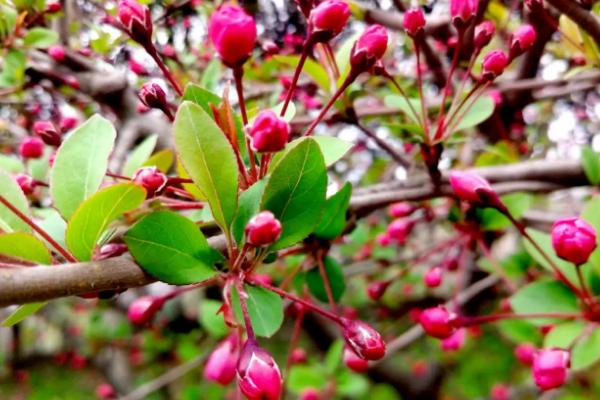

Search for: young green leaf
xmin=452 ymin=95 xmax=495 ymax=132
xmin=261 ymin=138 xmax=327 ymax=250
xmin=232 ymin=179 xmax=267 ymax=245
xmin=231 ymin=284 xmax=284 ymax=338
xmin=66 ymin=183 xmax=146 ymax=261
xmin=23 ymin=27 xmax=59 ymax=47
xmin=122 ymin=134 xmax=158 ymax=177
xmin=510 ymin=280 xmax=579 ymax=325
xmin=2 ymin=303 xmax=46 ymax=327
xmin=0 ymin=232 xmax=51 ymax=264
xmin=306 ymin=256 xmax=346 ymax=303
xmin=198 ymin=299 xmax=229 ymax=338
xmin=314 ymin=183 xmax=352 ymax=240
xmin=270 ymin=136 xmax=352 ymax=170
xmin=125 ymin=211 xmax=220 ymax=284
xmin=582 ymin=146 xmax=600 ymax=185
xmin=50 ymin=114 xmax=116 ymax=219
xmin=0 ymin=170 xmax=32 ymax=233
xmin=174 ymin=101 xmax=239 ymax=233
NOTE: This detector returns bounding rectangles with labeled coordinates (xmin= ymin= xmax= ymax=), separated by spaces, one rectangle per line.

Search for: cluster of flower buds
xmin=341 ymin=319 xmax=386 ymax=360
xmin=19 ymin=136 xmax=45 ymax=159
xmin=204 ymin=333 xmax=239 ymax=385
xmin=127 ymin=295 xmax=165 ymax=325
xmin=245 ymin=211 xmax=283 ymax=246
xmin=33 ymin=120 xmax=61 ymax=147
xmin=419 ymin=305 xmax=458 ymax=339
xmin=208 ymin=4 xmax=257 ymax=68
xmin=532 ymin=348 xmax=570 ymax=390
xmin=236 ymin=339 xmax=282 ymax=400
xmin=249 ymin=110 xmax=291 ymax=153
xmin=449 ymin=170 xmax=506 ymax=211
xmin=117 ymin=0 xmax=153 ymax=47
xmin=349 ymin=25 xmax=389 ymax=75
xmin=132 ymin=166 xmax=168 ymax=197
xmin=307 ymin=0 xmax=350 ymax=43
xmin=551 ymin=217 xmax=597 ymax=266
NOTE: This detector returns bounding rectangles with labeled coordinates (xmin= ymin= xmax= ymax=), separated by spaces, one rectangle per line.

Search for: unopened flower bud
xmin=19 ymin=136 xmax=45 ymax=159
xmin=132 ymin=166 xmax=168 ymax=197
xmin=515 ymin=343 xmax=536 ymax=366
xmin=440 ymin=328 xmax=466 ymax=351
xmin=237 ymin=339 xmax=282 ymax=400
xmin=205 ymin=333 xmax=239 ymax=385
xmin=551 ymin=217 xmax=597 ymax=265
xmin=389 ymin=202 xmax=415 ymax=218
xmin=481 ymin=49 xmax=509 ymax=79
xmin=118 ymin=0 xmax=153 ymax=45
xmin=139 ymin=82 xmax=168 ymax=111
xmin=14 ymin=174 xmax=35 ymax=195
xmin=474 ymin=21 xmax=495 ymax=49
xmin=402 ymin=8 xmax=426 ymax=37
xmin=342 ymin=319 xmax=386 ymax=360
xmin=45 ymin=1 xmax=62 ymax=13
xmin=48 ymin=45 xmax=66 ymax=62
xmin=127 ymin=295 xmax=164 ymax=325
xmin=450 ymin=0 xmax=476 ymax=26
xmin=367 ymin=280 xmax=390 ymax=301
xmin=33 ymin=120 xmax=61 ymax=147
xmin=343 ymin=347 xmax=369 ymax=372
xmin=419 ymin=306 xmax=457 ymax=339
xmin=95 ymin=383 xmax=116 ymax=399
xmin=449 ymin=170 xmax=503 ymax=208
xmin=350 ymin=25 xmax=388 ymax=74
xmin=424 ymin=267 xmax=443 ymax=288
xmin=249 ymin=110 xmax=290 ymax=153
xmin=532 ymin=348 xmax=570 ymax=391
xmin=308 ymin=0 xmax=350 ymax=41
xmin=245 ymin=211 xmax=282 ymax=246
xmin=209 ymin=4 xmax=257 ymax=67
xmin=97 ymin=243 xmax=129 ymax=260
xmin=386 ymin=218 xmax=414 ymax=244
xmin=510 ymin=24 xmax=537 ymax=59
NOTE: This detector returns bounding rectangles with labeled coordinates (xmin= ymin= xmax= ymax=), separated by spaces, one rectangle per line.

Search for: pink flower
xmin=424 ymin=267 xmax=443 ymax=288
xmin=441 ymin=328 xmax=466 ymax=351
xmin=551 ymin=217 xmax=597 ymax=265
xmin=245 ymin=211 xmax=282 ymax=246
xmin=402 ymin=8 xmax=426 ymax=37
xmin=350 ymin=25 xmax=388 ymax=72
xmin=204 ymin=334 xmax=239 ymax=385
xmin=532 ymin=348 xmax=570 ymax=391
xmin=474 ymin=20 xmax=495 ymax=49
xmin=449 ymin=170 xmax=499 ymax=205
xmin=450 ymin=0 xmax=477 ymax=22
xmin=48 ymin=45 xmax=66 ymax=62
xmin=118 ymin=0 xmax=153 ymax=45
xmin=515 ymin=342 xmax=536 ymax=365
xmin=419 ymin=306 xmax=457 ymax=339
xmin=19 ymin=136 xmax=45 ymax=159
xmin=127 ymin=296 xmax=164 ymax=325
xmin=308 ymin=0 xmax=350 ymax=36
xmin=133 ymin=166 xmax=168 ymax=197
xmin=249 ymin=110 xmax=290 ymax=153
xmin=139 ymin=82 xmax=168 ymax=110
xmin=237 ymin=339 xmax=282 ymax=400
xmin=343 ymin=347 xmax=369 ymax=372
xmin=342 ymin=319 xmax=386 ymax=360
xmin=510 ymin=24 xmax=537 ymax=58
xmin=33 ymin=120 xmax=61 ymax=146
xmin=481 ymin=49 xmax=509 ymax=79
xmin=209 ymin=4 xmax=257 ymax=67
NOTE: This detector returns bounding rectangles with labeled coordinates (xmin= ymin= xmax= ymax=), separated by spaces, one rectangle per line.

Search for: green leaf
xmin=287 ymin=365 xmax=327 ymax=393
xmin=2 ymin=303 xmax=46 ymax=327
xmin=478 ymin=193 xmax=534 ymax=231
xmin=544 ymin=321 xmax=585 ymax=348
xmin=199 ymin=59 xmax=221 ymax=92
xmin=272 ymin=101 xmax=296 ymax=122
xmin=497 ymin=319 xmax=542 ymax=344
xmin=582 ymin=146 xmax=600 ymax=185
xmin=336 ymin=369 xmax=369 ymax=397
xmin=142 ymin=148 xmax=173 ymax=172
xmin=273 ymin=55 xmax=330 ymax=92
xmin=0 ymin=49 xmax=26 ymax=87
xmin=325 ymin=339 xmax=344 ymax=373
xmin=0 ymin=155 xmax=24 ymax=174
xmin=198 ymin=300 xmax=229 ymax=338
xmin=452 ymin=95 xmax=495 ymax=132
xmin=0 ymin=169 xmax=32 ymax=233
xmin=231 ymin=284 xmax=284 ymax=338
xmin=306 ymin=256 xmax=346 ymax=303
xmin=510 ymin=280 xmax=580 ymax=325
xmin=50 ymin=115 xmax=116 ymax=219
xmin=122 ymin=134 xmax=158 ymax=177
xmin=125 ymin=211 xmax=219 ymax=285
xmin=572 ymin=326 xmax=600 ymax=370
xmin=182 ymin=83 xmax=221 ymax=114
xmin=66 ymin=183 xmax=146 ymax=261
xmin=383 ymin=95 xmax=423 ymax=124
xmin=232 ymin=180 xmax=267 ymax=245
xmin=174 ymin=101 xmax=239 ymax=233
xmin=314 ymin=183 xmax=352 ymax=240
xmin=261 ymin=138 xmax=327 ymax=250
xmin=23 ymin=27 xmax=59 ymax=47
xmin=270 ymin=136 xmax=352 ymax=171
xmin=523 ymin=228 xmax=579 ymax=286
xmin=0 ymin=232 xmax=51 ymax=264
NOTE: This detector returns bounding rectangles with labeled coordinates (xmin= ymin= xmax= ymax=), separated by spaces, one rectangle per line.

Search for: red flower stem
xmin=233 ymin=66 xmax=259 ymax=180
xmin=147 ymin=46 xmax=183 ymax=96
xmin=303 ymin=72 xmax=356 ymax=137
xmin=442 ymin=81 xmax=490 ymax=139
xmin=280 ymin=43 xmax=310 ymax=117
xmin=382 ymin=73 xmax=423 ymax=128
xmin=0 ymin=195 xmax=77 ymax=263
xmin=316 ymin=251 xmax=337 ymax=312
xmin=236 ymin=278 xmax=256 ymax=339
xmin=460 ymin=312 xmax=582 ymax=326
xmin=161 ymin=276 xmax=221 ymax=302
xmin=576 ymin=265 xmax=596 ymax=308
xmin=433 ymin=31 xmax=463 ymax=141
xmin=259 ymin=153 xmax=272 ymax=179
xmin=106 ymin=172 xmax=131 ymax=180
xmin=414 ymin=41 xmax=430 ymax=141
xmin=162 ymin=201 xmax=204 ymax=210
xmin=164 ymin=186 xmax=194 ymax=199
xmin=166 ymin=177 xmax=194 ymax=184
xmin=284 ymin=307 xmax=305 ymax=378
xmin=250 ymin=278 xmax=344 ymax=325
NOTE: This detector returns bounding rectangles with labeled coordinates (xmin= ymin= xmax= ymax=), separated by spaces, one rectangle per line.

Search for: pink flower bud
xmin=440 ymin=328 xmax=466 ymax=351
xmin=19 ymin=136 xmax=45 ymax=159
xmin=308 ymin=0 xmax=350 ymax=37
xmin=118 ymin=0 xmax=153 ymax=45
xmin=127 ymin=296 xmax=164 ymax=325
xmin=350 ymin=25 xmax=388 ymax=72
xmin=386 ymin=218 xmax=414 ymax=244
xmin=64 ymin=75 xmax=80 ymax=89
xmin=139 ymin=82 xmax=168 ymax=110
xmin=249 ymin=110 xmax=290 ymax=153
xmin=290 ymin=348 xmax=307 ymax=364
xmin=388 ymin=202 xmax=415 ymax=218
xmin=551 ymin=217 xmax=597 ymax=265
xmin=48 ymin=45 xmax=66 ymax=62
xmin=204 ymin=334 xmax=239 ymax=385
xmin=14 ymin=174 xmax=35 ymax=195
xmin=343 ymin=347 xmax=369 ymax=372
xmin=376 ymin=232 xmax=391 ymax=247
xmin=515 ymin=343 xmax=536 ymax=366
xmin=481 ymin=49 xmax=509 ymax=79
xmin=128 ymin=58 xmax=148 ymax=76
xmin=424 ymin=267 xmax=443 ymax=288
xmin=97 ymin=243 xmax=128 ymax=260
xmin=161 ymin=44 xmax=177 ymax=59
xmin=46 ymin=1 xmax=62 ymax=13
xmin=237 ymin=339 xmax=282 ymax=400
xmin=474 ymin=21 xmax=495 ymax=49
xmin=449 ymin=170 xmax=500 ymax=206
xmin=490 ymin=383 xmax=510 ymax=400
xmin=95 ymin=383 xmax=116 ymax=399
xmin=510 ymin=24 xmax=537 ymax=58
xmin=209 ymin=4 xmax=257 ymax=67
xmin=245 ymin=211 xmax=282 ymax=246
xmin=33 ymin=120 xmax=61 ymax=147
xmin=59 ymin=115 xmax=79 ymax=131
xmin=532 ymin=348 xmax=570 ymax=391
xmin=133 ymin=166 xmax=168 ymax=197
xmin=300 ymin=388 xmax=321 ymax=400
xmin=342 ymin=319 xmax=386 ymax=360
xmin=419 ymin=306 xmax=457 ymax=339
xmin=402 ymin=8 xmax=426 ymax=37
xmin=450 ymin=0 xmax=476 ymax=23
xmin=367 ymin=280 xmax=390 ymax=301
